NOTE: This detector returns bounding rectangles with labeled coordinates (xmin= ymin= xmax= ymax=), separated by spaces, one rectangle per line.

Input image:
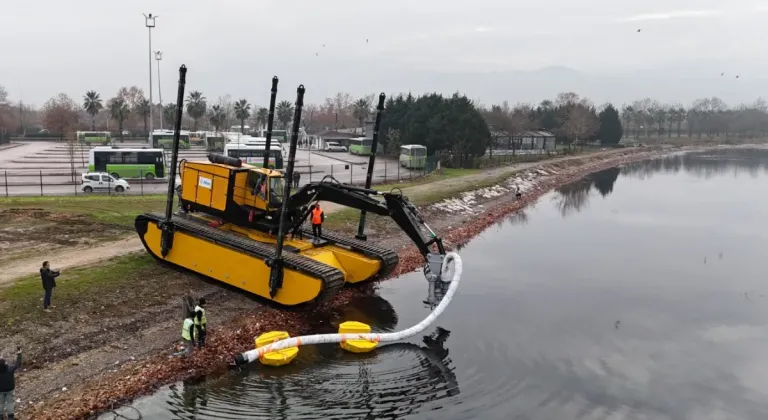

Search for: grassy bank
xmin=1 ymin=254 xmax=156 ymax=329
xmin=0 ymin=195 xmax=168 ymax=227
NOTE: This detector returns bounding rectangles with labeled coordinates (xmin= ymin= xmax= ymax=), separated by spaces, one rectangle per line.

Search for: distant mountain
xmin=276 ymin=61 xmax=768 ymax=108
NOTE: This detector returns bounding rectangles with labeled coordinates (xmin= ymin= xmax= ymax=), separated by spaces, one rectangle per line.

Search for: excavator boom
xmin=286 ymin=180 xmax=445 ymax=259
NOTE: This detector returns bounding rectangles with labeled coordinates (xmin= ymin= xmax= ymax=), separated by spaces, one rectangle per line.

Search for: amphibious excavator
xmin=135 ymin=67 xmax=446 ymax=306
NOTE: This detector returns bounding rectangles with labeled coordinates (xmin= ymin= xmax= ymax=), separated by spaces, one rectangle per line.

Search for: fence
xmin=0 ymin=157 xmax=441 ymax=197
xmin=441 ymin=148 xmax=561 ymax=169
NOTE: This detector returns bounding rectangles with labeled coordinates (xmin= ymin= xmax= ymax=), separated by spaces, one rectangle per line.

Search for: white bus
xmin=224 ymin=143 xmax=284 ymax=169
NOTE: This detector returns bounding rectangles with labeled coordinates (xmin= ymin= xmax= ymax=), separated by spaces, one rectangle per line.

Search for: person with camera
xmin=40 ymin=261 xmax=60 ymax=313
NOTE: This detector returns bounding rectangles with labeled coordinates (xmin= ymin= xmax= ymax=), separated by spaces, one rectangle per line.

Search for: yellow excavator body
xmin=135 ymin=159 xmax=398 ymax=306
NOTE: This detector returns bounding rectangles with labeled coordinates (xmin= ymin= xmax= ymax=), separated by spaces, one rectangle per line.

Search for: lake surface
xmin=115 ymin=148 xmax=768 ymax=420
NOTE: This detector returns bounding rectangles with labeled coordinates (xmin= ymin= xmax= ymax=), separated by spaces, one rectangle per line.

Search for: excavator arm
xmin=285 ymin=178 xmax=446 ymax=260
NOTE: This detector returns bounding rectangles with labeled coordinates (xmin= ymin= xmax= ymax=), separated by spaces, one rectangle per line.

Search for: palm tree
xmin=134 ymin=98 xmax=150 ymax=133
xmin=352 ymin=98 xmax=371 ymax=130
xmin=233 ymin=99 xmax=251 ymax=134
xmin=163 ymin=104 xmax=178 ymax=128
xmin=256 ymin=107 xmax=268 ymax=130
xmin=82 ymin=91 xmax=103 ymax=130
xmin=109 ymin=98 xmax=130 ymax=139
xmin=208 ymin=104 xmax=226 ymax=132
xmin=276 ymin=100 xmax=294 ymax=129
xmin=186 ymin=91 xmax=207 ymax=131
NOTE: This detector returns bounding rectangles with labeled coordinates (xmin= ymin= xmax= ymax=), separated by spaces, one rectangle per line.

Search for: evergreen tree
xmin=598 ymin=104 xmax=623 ymax=145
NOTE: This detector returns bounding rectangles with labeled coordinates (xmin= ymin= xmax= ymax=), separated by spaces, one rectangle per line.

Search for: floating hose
xmin=234 ymin=252 xmax=463 ymax=366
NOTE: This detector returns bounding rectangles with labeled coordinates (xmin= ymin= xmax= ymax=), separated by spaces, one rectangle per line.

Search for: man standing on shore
xmin=0 ymin=347 xmax=22 ymax=420
xmin=293 ymin=170 xmax=301 ymax=188
xmin=40 ymin=261 xmax=60 ymax=313
xmin=194 ymin=298 xmax=208 ymax=349
xmin=181 ymin=315 xmax=196 ymax=356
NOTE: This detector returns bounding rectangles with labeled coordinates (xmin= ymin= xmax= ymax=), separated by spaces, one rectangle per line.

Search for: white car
xmin=324 ymin=142 xmax=347 ymax=152
xmin=81 ymin=172 xmax=131 ymax=193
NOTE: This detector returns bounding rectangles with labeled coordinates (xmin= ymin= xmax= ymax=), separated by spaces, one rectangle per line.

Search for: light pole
xmin=155 ymin=50 xmax=163 ymax=130
xmin=144 ymin=13 xmax=157 ymax=135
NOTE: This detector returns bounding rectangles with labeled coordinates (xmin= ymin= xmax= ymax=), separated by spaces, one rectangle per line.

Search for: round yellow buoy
xmin=255 ymin=331 xmax=299 ymax=366
xmin=338 ymin=321 xmax=378 ymax=353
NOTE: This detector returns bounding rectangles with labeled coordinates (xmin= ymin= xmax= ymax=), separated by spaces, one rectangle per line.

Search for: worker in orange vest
xmin=311 ymin=203 xmax=325 ymax=238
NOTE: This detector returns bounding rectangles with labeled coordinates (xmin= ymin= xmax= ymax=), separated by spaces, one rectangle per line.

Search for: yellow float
xmin=256 ymin=331 xmax=299 ymax=366
xmin=339 ymin=321 xmax=379 ymax=353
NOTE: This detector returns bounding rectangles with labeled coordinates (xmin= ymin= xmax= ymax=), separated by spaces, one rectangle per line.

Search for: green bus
xmin=204 ymin=133 xmax=226 ymax=152
xmin=399 ymin=144 xmax=427 ymax=169
xmin=89 ymin=147 xmax=167 ymax=179
xmin=348 ymin=137 xmax=372 ymax=155
xmin=77 ymin=131 xmax=111 ymax=145
xmin=257 ymin=129 xmax=288 ymax=143
xmin=150 ymin=131 xmax=190 ymax=149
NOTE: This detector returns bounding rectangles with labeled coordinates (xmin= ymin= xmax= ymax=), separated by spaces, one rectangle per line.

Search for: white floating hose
xmin=235 ymin=252 xmax=463 ymax=366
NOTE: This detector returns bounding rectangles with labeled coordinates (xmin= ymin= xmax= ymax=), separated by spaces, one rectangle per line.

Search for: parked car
xmin=324 ymin=142 xmax=347 ymax=152
xmin=81 ymin=172 xmax=131 ymax=193
xmin=121 ymin=130 xmax=131 ymax=136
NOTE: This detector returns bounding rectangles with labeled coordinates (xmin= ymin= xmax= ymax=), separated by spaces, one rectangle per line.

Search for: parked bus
xmin=348 ymin=137 xmax=373 ymax=155
xmin=203 ymin=133 xmax=226 ymax=152
xmin=257 ymin=129 xmax=288 ymax=143
xmin=188 ymin=131 xmax=206 ymax=145
xmin=399 ymin=144 xmax=427 ymax=169
xmin=77 ymin=131 xmax=111 ymax=145
xmin=89 ymin=147 xmax=167 ymax=179
xmin=150 ymin=130 xmax=190 ymax=149
xmin=224 ymin=143 xmax=284 ymax=169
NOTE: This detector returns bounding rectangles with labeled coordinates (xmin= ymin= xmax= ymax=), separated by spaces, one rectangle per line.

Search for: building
xmin=513 ymin=130 xmax=556 ymax=150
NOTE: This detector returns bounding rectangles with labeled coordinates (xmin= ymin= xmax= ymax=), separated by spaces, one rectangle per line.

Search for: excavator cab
xmin=245 ymin=169 xmax=284 ymax=211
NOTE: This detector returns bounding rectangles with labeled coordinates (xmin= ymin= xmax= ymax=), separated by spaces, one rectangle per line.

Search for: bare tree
xmin=652 ymin=105 xmax=667 ymax=137
xmin=303 ymin=103 xmax=319 ymax=132
xmin=562 ymin=104 xmax=598 ymax=147
xmin=42 ymin=93 xmax=80 ymax=140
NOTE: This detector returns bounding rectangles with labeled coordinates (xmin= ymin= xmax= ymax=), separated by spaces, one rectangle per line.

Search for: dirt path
xmin=0 ymin=236 xmax=142 ymax=286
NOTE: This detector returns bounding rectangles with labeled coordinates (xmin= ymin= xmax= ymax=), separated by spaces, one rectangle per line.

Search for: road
xmin=1 ymin=142 xmax=420 ymax=196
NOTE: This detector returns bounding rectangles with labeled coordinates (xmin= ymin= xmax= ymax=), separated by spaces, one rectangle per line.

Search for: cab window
xmin=247 ymin=171 xmax=267 ymax=198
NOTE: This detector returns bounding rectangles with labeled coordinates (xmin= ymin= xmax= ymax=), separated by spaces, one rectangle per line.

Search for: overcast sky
xmin=2 ymin=0 xmax=767 ymax=107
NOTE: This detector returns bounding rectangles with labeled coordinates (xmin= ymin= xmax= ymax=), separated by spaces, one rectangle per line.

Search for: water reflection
xmin=621 ymin=148 xmax=768 ymax=180
xmin=553 ymin=167 xmax=620 ymax=217
xmin=554 ymin=148 xmax=768 ymax=218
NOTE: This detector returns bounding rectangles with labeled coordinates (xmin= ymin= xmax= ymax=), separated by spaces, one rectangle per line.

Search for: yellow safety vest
xmin=182 ymin=318 xmax=194 ymax=341
xmin=194 ymin=306 xmax=207 ymax=330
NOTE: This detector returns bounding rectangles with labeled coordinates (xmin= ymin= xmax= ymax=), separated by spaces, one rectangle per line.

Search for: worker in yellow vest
xmin=181 ymin=315 xmax=196 ymax=356
xmin=194 ymin=298 xmax=207 ymax=348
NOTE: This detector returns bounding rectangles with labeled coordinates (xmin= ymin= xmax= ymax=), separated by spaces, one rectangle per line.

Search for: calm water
xmin=115 ymin=149 xmax=768 ymax=420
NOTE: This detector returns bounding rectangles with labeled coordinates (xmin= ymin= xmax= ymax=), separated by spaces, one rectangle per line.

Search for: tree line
xmin=2 ymin=82 xmax=768 ymax=153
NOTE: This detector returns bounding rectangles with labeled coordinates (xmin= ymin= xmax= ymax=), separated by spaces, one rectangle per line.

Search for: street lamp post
xmin=155 ymin=51 xmax=163 ymax=130
xmin=144 ymin=13 xmax=157 ymax=136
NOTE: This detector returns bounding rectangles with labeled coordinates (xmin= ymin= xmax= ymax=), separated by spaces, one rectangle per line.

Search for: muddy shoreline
xmin=22 ymin=146 xmax=686 ymax=419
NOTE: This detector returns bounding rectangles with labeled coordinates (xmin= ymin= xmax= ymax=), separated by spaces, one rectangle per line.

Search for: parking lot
xmin=0 ymin=141 xmax=424 ymax=196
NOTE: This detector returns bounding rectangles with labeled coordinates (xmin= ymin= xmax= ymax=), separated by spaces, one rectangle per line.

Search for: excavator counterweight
xmin=135 ymin=72 xmax=445 ymax=306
